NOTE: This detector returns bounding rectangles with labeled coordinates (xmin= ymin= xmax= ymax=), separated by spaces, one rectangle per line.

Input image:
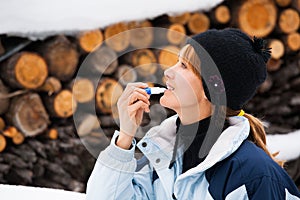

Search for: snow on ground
xmin=0 ymin=0 xmax=223 ymax=40
xmin=0 ymin=184 xmax=85 ymax=200
xmin=267 ymin=129 xmax=300 ymax=161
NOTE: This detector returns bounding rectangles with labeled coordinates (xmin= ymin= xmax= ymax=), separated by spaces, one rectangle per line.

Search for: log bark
xmin=44 ymin=89 xmax=77 ymax=118
xmin=0 ymin=52 xmax=48 ymax=89
xmin=211 ymin=5 xmax=231 ymax=25
xmin=0 ymin=39 xmax=4 ymax=55
xmin=158 ymin=45 xmax=180 ymax=70
xmin=36 ymin=77 xmax=62 ymax=96
xmin=267 ymin=58 xmax=283 ymax=71
xmin=268 ymin=39 xmax=285 ymax=59
xmin=12 ymin=131 xmax=25 ymax=145
xmin=95 ymin=78 xmax=123 ymax=114
xmin=292 ymin=0 xmax=300 ymax=11
xmin=114 ymin=64 xmax=138 ymax=86
xmin=0 ymin=79 xmax=10 ymax=114
xmin=168 ymin=12 xmax=191 ymax=25
xmin=128 ymin=20 xmax=153 ymax=48
xmin=0 ymin=134 xmax=6 ymax=153
xmin=41 ymin=35 xmax=79 ymax=81
xmin=6 ymin=93 xmax=50 ymax=137
xmin=232 ymin=0 xmax=277 ymax=37
xmin=0 ymin=117 xmax=5 ymax=131
xmin=85 ymin=45 xmax=118 ymax=75
xmin=187 ymin=12 xmax=210 ymax=34
xmin=167 ymin=23 xmax=186 ymax=45
xmin=77 ymin=29 xmax=103 ymax=53
xmin=284 ymin=32 xmax=300 ymax=52
xmin=275 ymin=0 xmax=292 ymax=7
xmin=104 ymin=22 xmax=130 ymax=52
xmin=278 ymin=8 xmax=300 ymax=34
xmin=71 ymin=78 xmax=95 ymax=103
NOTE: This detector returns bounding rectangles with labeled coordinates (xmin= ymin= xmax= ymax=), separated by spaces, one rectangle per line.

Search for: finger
xmin=123 ymin=82 xmax=149 ymax=97
xmin=129 ymin=91 xmax=150 ymax=105
xmin=128 ymin=100 xmax=150 ymax=113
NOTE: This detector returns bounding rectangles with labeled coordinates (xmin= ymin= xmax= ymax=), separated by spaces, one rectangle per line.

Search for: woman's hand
xmin=116 ymin=82 xmax=150 ymax=149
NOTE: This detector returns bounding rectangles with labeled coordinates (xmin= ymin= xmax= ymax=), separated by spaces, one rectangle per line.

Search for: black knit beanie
xmin=186 ymin=28 xmax=271 ymax=110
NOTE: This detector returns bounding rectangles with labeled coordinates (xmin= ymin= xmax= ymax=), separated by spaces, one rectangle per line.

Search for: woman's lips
xmin=166 ymin=82 xmax=175 ymax=91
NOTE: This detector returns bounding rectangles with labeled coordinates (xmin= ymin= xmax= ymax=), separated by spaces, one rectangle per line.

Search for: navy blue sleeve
xmin=246 ymin=176 xmax=286 ymax=200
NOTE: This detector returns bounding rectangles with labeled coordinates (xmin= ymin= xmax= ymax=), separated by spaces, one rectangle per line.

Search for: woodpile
xmin=0 ymin=0 xmax=299 ymax=191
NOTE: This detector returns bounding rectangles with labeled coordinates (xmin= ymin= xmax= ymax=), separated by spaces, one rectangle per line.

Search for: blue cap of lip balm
xmin=144 ymin=88 xmax=151 ymax=95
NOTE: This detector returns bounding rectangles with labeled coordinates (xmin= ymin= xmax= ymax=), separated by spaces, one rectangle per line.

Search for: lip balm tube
xmin=144 ymin=87 xmax=166 ymax=95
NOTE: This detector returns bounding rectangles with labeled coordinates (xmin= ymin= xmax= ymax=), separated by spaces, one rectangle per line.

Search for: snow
xmin=267 ymin=130 xmax=300 ymax=161
xmin=0 ymin=184 xmax=85 ymax=200
xmin=0 ymin=0 xmax=223 ymax=40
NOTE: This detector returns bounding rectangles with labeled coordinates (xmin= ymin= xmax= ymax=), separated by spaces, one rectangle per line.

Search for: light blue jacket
xmin=86 ymin=115 xmax=300 ymax=199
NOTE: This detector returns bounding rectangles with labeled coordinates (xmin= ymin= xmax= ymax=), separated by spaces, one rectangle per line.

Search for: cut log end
xmin=268 ymin=39 xmax=285 ymax=59
xmin=37 ymin=77 xmax=62 ymax=96
xmin=72 ymin=78 xmax=95 ymax=103
xmin=158 ymin=46 xmax=180 ymax=70
xmin=167 ymin=23 xmax=186 ymax=45
xmin=14 ymin=52 xmax=48 ymax=89
xmin=115 ymin=64 xmax=138 ymax=86
xmin=96 ymin=78 xmax=123 ymax=114
xmin=279 ymin=8 xmax=300 ymax=34
xmin=276 ymin=0 xmax=292 ymax=7
xmin=169 ymin=12 xmax=191 ymax=25
xmin=0 ymin=117 xmax=5 ymax=131
xmin=3 ymin=126 xmax=18 ymax=138
xmin=214 ymin=5 xmax=231 ymax=24
xmin=286 ymin=32 xmax=300 ymax=51
xmin=267 ymin=58 xmax=283 ymax=72
xmin=128 ymin=21 xmax=153 ymax=48
xmin=0 ymin=134 xmax=6 ymax=152
xmin=104 ymin=23 xmax=130 ymax=52
xmin=187 ymin=13 xmax=210 ymax=34
xmin=48 ymin=128 xmax=58 ymax=140
xmin=132 ymin=49 xmax=158 ymax=77
xmin=12 ymin=131 xmax=25 ymax=145
xmin=78 ymin=29 xmax=103 ymax=53
xmin=54 ymin=90 xmax=77 ymax=118
xmin=237 ymin=0 xmax=277 ymax=37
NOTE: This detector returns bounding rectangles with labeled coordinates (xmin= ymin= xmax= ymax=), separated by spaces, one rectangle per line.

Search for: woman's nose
xmin=164 ymin=65 xmax=175 ymax=79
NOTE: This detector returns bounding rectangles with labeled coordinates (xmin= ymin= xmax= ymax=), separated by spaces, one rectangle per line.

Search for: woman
xmin=86 ymin=28 xmax=300 ymax=199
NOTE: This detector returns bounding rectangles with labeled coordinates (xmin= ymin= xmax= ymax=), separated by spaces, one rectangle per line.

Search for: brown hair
xmin=180 ymin=44 xmax=284 ymax=167
xmin=225 ymin=107 xmax=284 ymax=167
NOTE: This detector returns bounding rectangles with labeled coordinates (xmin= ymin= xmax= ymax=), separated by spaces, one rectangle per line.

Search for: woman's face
xmin=160 ymin=45 xmax=207 ymax=113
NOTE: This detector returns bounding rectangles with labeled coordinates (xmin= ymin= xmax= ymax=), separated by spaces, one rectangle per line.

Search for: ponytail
xmin=225 ymin=108 xmax=284 ymax=167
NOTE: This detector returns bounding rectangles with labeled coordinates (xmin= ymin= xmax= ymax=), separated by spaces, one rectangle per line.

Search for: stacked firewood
xmin=0 ymin=0 xmax=299 ymax=191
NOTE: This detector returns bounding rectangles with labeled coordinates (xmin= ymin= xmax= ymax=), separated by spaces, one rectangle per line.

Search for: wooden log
xmin=187 ymin=12 xmax=210 ymax=35
xmin=27 ymin=140 xmax=47 ymax=158
xmin=128 ymin=20 xmax=153 ymax=48
xmin=36 ymin=77 xmax=62 ymax=96
xmin=75 ymin=112 xmax=100 ymax=137
xmin=10 ymin=145 xmax=37 ymax=163
xmin=98 ymin=114 xmax=118 ymax=127
xmin=6 ymin=93 xmax=50 ymax=137
xmin=0 ymin=134 xmax=6 ymax=153
xmin=104 ymin=22 xmax=130 ymax=52
xmin=44 ymin=89 xmax=77 ymax=118
xmin=0 ymin=117 xmax=5 ymax=131
xmin=130 ymin=49 xmax=158 ymax=77
xmin=12 ymin=131 xmax=25 ymax=145
xmin=77 ymin=29 xmax=103 ymax=53
xmin=232 ymin=0 xmax=277 ymax=37
xmin=0 ymin=79 xmax=10 ymax=115
xmin=2 ymin=153 xmax=28 ymax=168
xmin=5 ymin=168 xmax=33 ymax=185
xmin=95 ymin=78 xmax=123 ymax=114
xmin=158 ymin=45 xmax=180 ymax=70
xmin=86 ymin=45 xmax=118 ymax=75
xmin=278 ymin=8 xmax=300 ymax=34
xmin=167 ymin=23 xmax=186 ymax=45
xmin=0 ymin=52 xmax=48 ymax=89
xmin=33 ymin=178 xmax=64 ymax=190
xmin=41 ymin=35 xmax=79 ymax=81
xmin=81 ymin=130 xmax=110 ymax=156
xmin=114 ymin=64 xmax=138 ymax=86
xmin=267 ymin=58 xmax=283 ymax=71
xmin=0 ymin=39 xmax=4 ymax=55
xmin=258 ymin=74 xmax=273 ymax=93
xmin=169 ymin=12 xmax=191 ymax=25
xmin=276 ymin=0 xmax=292 ymax=7
xmin=70 ymin=78 xmax=95 ymax=103
xmin=292 ymin=0 xmax=300 ymax=11
xmin=284 ymin=32 xmax=300 ymax=52
xmin=211 ymin=5 xmax=231 ymax=25
xmin=268 ymin=39 xmax=285 ymax=59
xmin=2 ymin=126 xmax=18 ymax=138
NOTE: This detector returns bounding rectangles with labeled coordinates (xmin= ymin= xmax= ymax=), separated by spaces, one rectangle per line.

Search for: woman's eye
xmin=181 ymin=62 xmax=187 ymax=68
